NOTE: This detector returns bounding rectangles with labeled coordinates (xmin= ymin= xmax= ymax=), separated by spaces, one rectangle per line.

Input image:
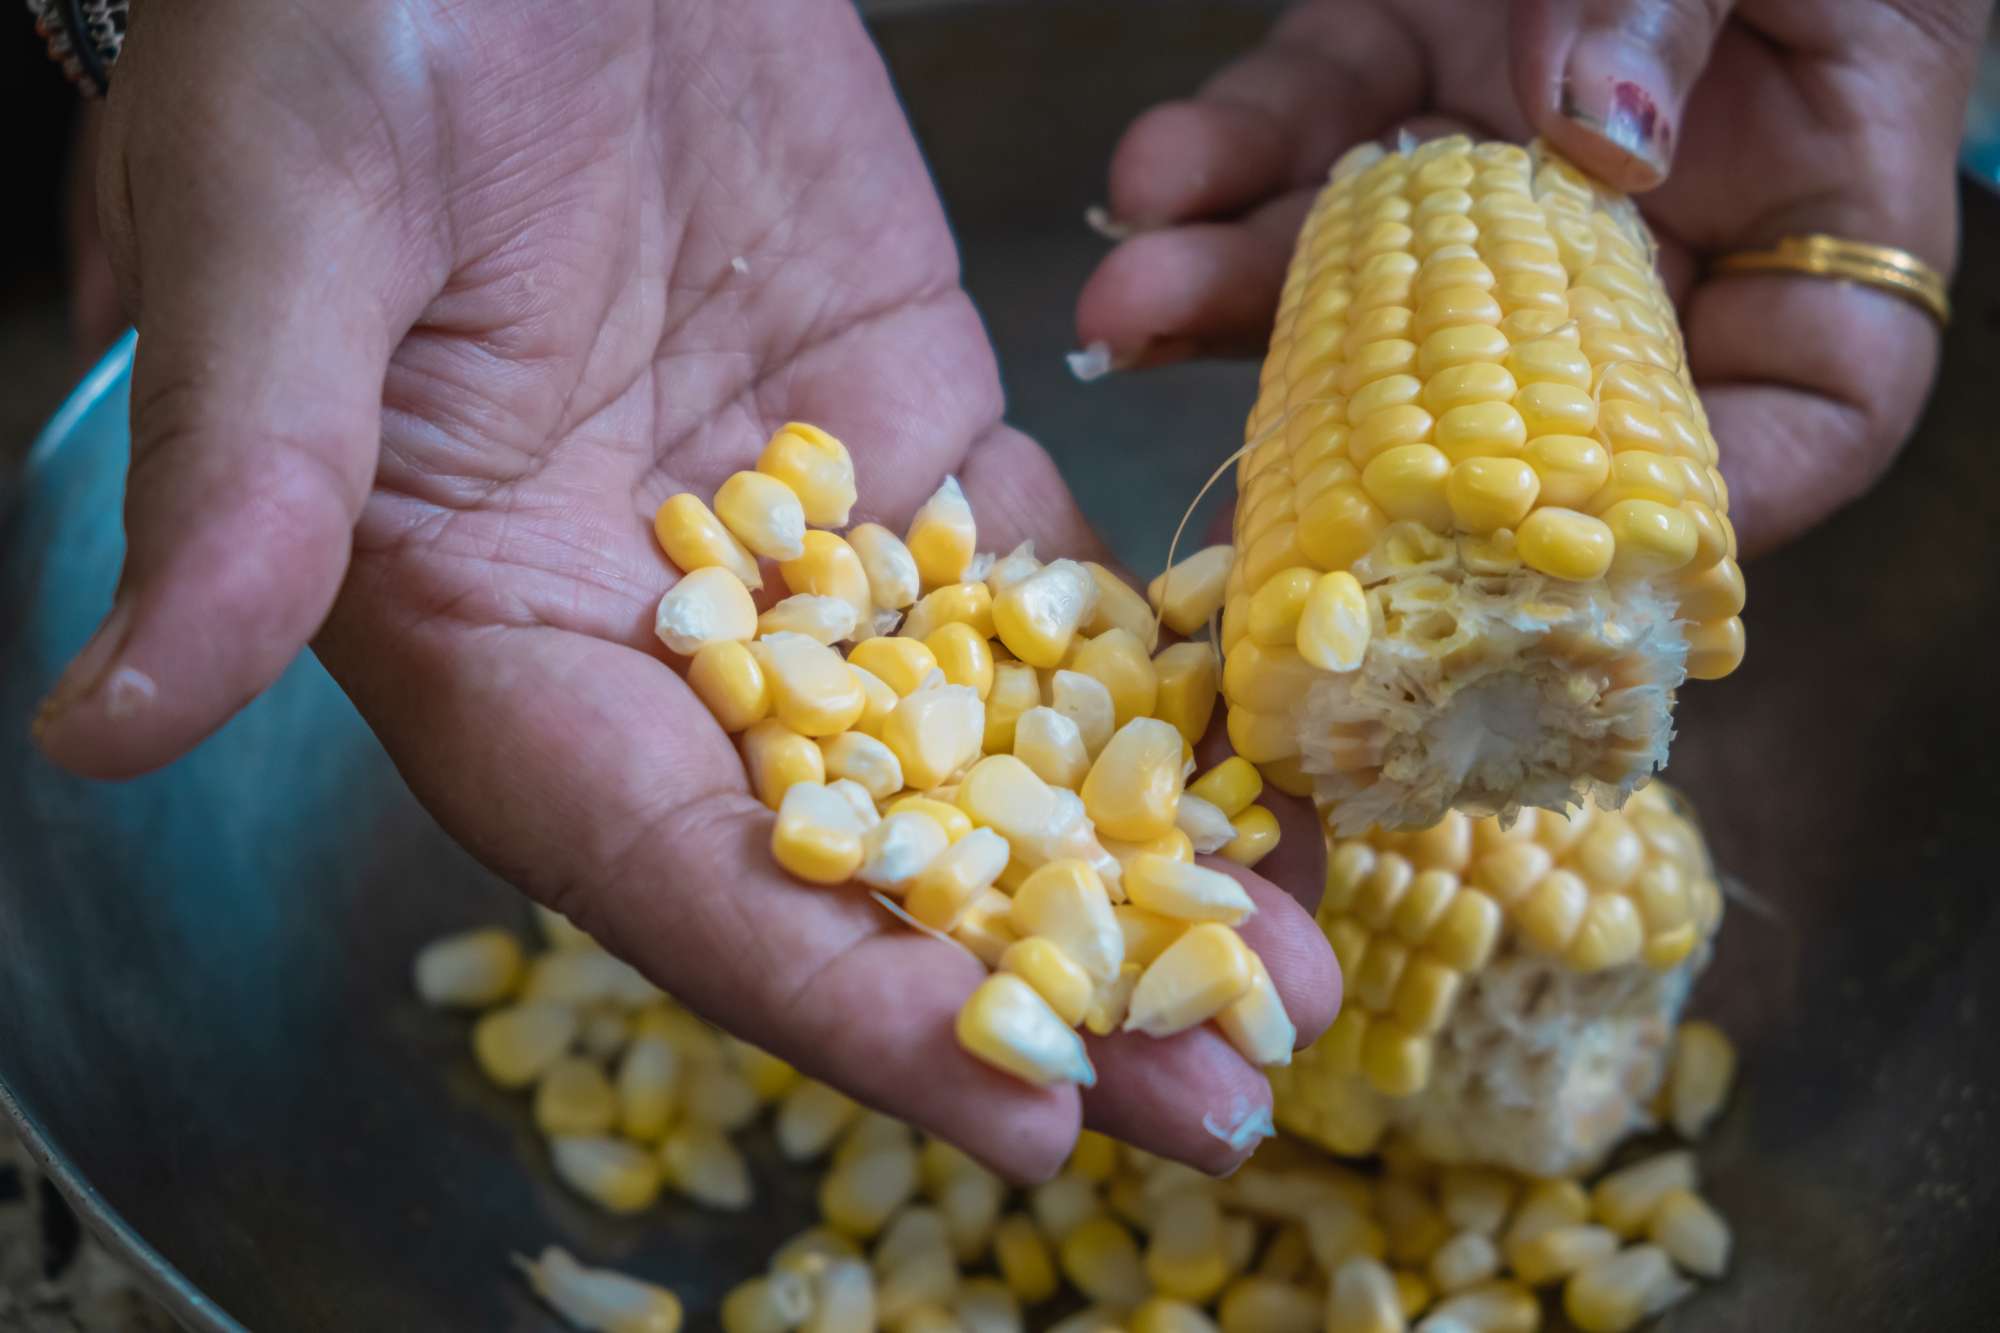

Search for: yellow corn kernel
xmin=1049 ymin=670 xmax=1116 ymax=756
xmin=1081 ymin=718 xmax=1186 ymax=841
xmin=901 ymin=580 xmax=996 ymax=642
xmin=689 ymin=640 xmax=771 ymax=733
xmin=1084 ymin=562 xmax=1156 ymax=640
xmin=1505 ymin=1222 xmax=1618 ymax=1287
xmin=1126 ymin=922 xmax=1255 ymax=1037
xmin=820 ymin=1141 xmax=921 ymax=1239
xmin=846 ymin=522 xmax=921 ymax=611
xmin=535 ymin=1056 xmax=619 ymax=1136
xmin=1072 ymin=628 xmax=1160 ymax=727
xmin=1676 ymin=558 xmax=1746 ymax=623
xmin=721 ymin=1273 xmax=814 ymax=1333
xmin=1013 ymin=706 xmax=1091 ymax=789
xmin=850 ymin=637 xmax=939 ymax=695
xmin=1296 ymin=570 xmax=1371 ymax=673
xmin=905 ymin=475 xmax=978 ymax=589
xmin=1132 ymin=1296 xmax=1222 ymax=1333
xmin=817 ymin=731 xmax=901 ymax=802
xmin=992 ymin=1213 xmax=1059 ymax=1304
xmin=1427 ymin=1231 xmax=1499 ymax=1295
xmin=1222 ymin=640 xmax=1321 ymax=713
xmin=474 ymin=1001 xmax=579 ymax=1090
xmin=1115 ymin=904 xmax=1186 ymax=969
xmin=1009 ymin=859 xmax=1124 ymax=983
xmin=1433 ymin=400 xmax=1527 ymax=463
xmin=742 ymin=719 xmax=826 ymax=809
xmin=994 ymin=559 xmax=1098 ymax=668
xmin=1445 ymin=457 xmax=1539 ymax=534
xmin=856 ymin=810 xmax=951 ymax=894
xmin=772 ymin=781 xmax=871 ymax=884
xmin=1563 ymin=1246 xmax=1692 ymax=1333
xmin=1125 ymin=855 xmax=1256 ymax=925
xmin=414 ymin=926 xmax=524 ymax=1008
xmin=515 ymin=1246 xmax=684 ymax=1333
xmin=1592 ymin=1151 xmax=1696 ymax=1237
xmin=757 ymin=421 xmax=856 ymax=528
xmin=1647 ymin=1189 xmax=1730 ymax=1278
xmin=658 ymin=1122 xmax=754 ymax=1210
xmin=951 ymin=888 xmax=1019 ymax=967
xmin=550 ymin=1135 xmax=663 ymax=1215
xmin=906 ymin=828 xmax=1011 ymax=930
xmin=925 ymin=622 xmax=996 ymax=699
xmin=1187 ymin=756 xmax=1263 ymax=819
xmin=1225 ymin=706 xmax=1300 ymax=765
xmin=1144 ymin=1188 xmax=1230 ymax=1304
xmin=1504 ymin=1178 xmax=1591 ymax=1255
xmin=1217 ymin=948 xmax=1296 ymax=1067
xmin=1564 ymin=892 xmax=1644 ymax=971
xmin=1685 ymin=614 xmax=1745 ymax=680
xmin=1601 ymin=499 xmax=1697 ymax=577
xmin=758 ymin=595 xmax=859 ymax=646
xmin=1516 ymin=507 xmax=1615 ymax=581
xmin=956 ymin=973 xmax=1096 ymax=1087
xmin=881 ymin=795 xmax=969 ymax=842
xmin=799 ymin=1256 xmax=876 ymax=1333
xmin=1212 ymin=1276 xmax=1317 ymax=1333
xmin=758 ymin=633 xmax=866 ymax=737
xmin=1668 ymin=1020 xmax=1737 ymax=1140
xmin=1060 ymin=1216 xmax=1148 ymax=1308
xmin=1221 ymin=805 xmax=1281 ymax=867
xmin=1425 ymin=1278 xmax=1541 ymax=1333
xmin=654 ymin=492 xmax=763 ymax=590
xmin=1297 ymin=483 xmax=1389 ymax=571
xmin=1392 ymin=1269 xmax=1430 ymax=1319
xmin=680 ymin=1064 xmax=760 ymax=1132
xmin=1359 ymin=444 xmax=1452 ymax=528
xmin=1148 ymin=545 xmax=1234 ymax=637
xmin=998 ymin=937 xmax=1094 ymax=1027
xmin=715 ymin=469 xmax=808 ymax=562
xmin=883 ymin=685 xmax=986 ymax=789
xmin=780 ymin=531 xmax=873 ymax=623
xmin=614 ymin=1034 xmax=679 ymax=1143
xmin=655 ymin=566 xmax=759 ymax=656
xmin=845 ymin=666 xmax=896 ymax=740
xmin=1247 ymin=568 xmax=1317 ymax=648
xmin=1325 ymin=1256 xmax=1403 ymax=1333
xmin=1152 ymin=642 xmax=1219 ymax=746
xmin=1523 ymin=433 xmax=1612 ymax=508
xmin=984 ymin=661 xmax=1042 ymax=752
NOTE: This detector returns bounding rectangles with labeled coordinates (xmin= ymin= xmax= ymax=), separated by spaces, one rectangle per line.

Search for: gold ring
xmin=1710 ymin=234 xmax=1950 ymax=328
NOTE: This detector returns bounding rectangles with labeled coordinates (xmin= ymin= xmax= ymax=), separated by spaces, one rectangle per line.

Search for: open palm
xmin=1077 ymin=0 xmax=1982 ymax=553
xmin=34 ymin=0 xmax=1335 ymax=1177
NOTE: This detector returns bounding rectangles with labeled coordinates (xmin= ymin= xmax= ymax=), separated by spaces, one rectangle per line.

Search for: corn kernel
xmin=1014 ymin=706 xmax=1092 ymax=789
xmin=1148 ymin=545 xmax=1234 ymax=637
xmin=1081 ymin=718 xmax=1186 ymax=841
xmin=981 ymin=661 xmax=1041 ymax=753
xmin=856 ymin=810 xmax=950 ymax=893
xmin=1150 ymin=642 xmax=1218 ymax=745
xmin=743 ymin=719 xmax=826 ymax=809
xmin=1217 ymin=948 xmax=1296 ymax=1067
xmin=1445 ymin=456 xmax=1539 ymax=534
xmin=535 ymin=1056 xmax=619 ymax=1136
xmin=1143 ymin=1189 xmax=1230 ymax=1304
xmin=1126 ymin=922 xmax=1255 ymax=1037
xmin=515 ymin=1246 xmax=684 ymax=1333
xmin=688 ymin=640 xmax=771 ymax=733
xmin=1296 ymin=570 xmax=1372 ymax=672
xmin=821 ymin=1142 xmax=920 ymax=1239
xmin=1010 ymin=859 xmax=1124 ymax=983
xmin=1600 ymin=498 xmax=1697 ymax=576
xmin=1082 ymin=562 xmax=1156 ymax=640
xmin=655 ymin=566 xmax=759 ymax=655
xmin=1427 ymin=1231 xmax=1499 ymax=1295
xmin=1425 ymin=1278 xmax=1540 ymax=1333
xmin=615 ymin=1034 xmax=679 ymax=1143
xmin=901 ymin=581 xmax=996 ymax=642
xmin=659 ymin=1121 xmax=753 ymax=1209
xmin=847 ymin=522 xmax=922 ymax=611
xmin=906 ymin=476 xmax=978 ymax=588
xmin=772 ymin=780 xmax=871 ymax=884
xmin=1183 ymin=757 xmax=1260 ymax=820
xmin=1685 ymin=615 xmax=1745 ymax=679
xmin=1325 ymin=1256 xmax=1403 ymax=1333
xmin=1072 ymin=628 xmax=1160 ymax=727
xmin=757 ymin=633 xmax=866 ymax=737
xmin=655 ymin=493 xmax=763 ymax=590
xmin=907 ymin=828 xmax=1011 ymax=930
xmin=1565 ymin=891 xmax=1644 ymax=971
xmin=1563 ymin=1245 xmax=1691 ymax=1333
xmin=998 ymin=937 xmax=1095 ymax=1027
xmin=474 ymin=1001 xmax=579 ymax=1089
xmin=759 ymin=594 xmax=860 ymax=645
xmin=988 ymin=1212 xmax=1058 ymax=1304
xmin=773 ymin=1081 xmax=861 ymax=1163
xmin=1247 ymin=568 xmax=1319 ymax=648
xmin=1647 ymin=1189 xmax=1729 ymax=1278
xmin=800 ymin=1256 xmax=876 ymax=1332
xmin=780 ymin=531 xmax=873 ymax=623
xmin=414 ymin=927 xmax=524 ymax=1008
xmin=721 ymin=1273 xmax=814 ymax=1333
xmin=758 ymin=421 xmax=856 ymax=528
xmin=1505 ymin=1222 xmax=1618 ymax=1287
xmin=994 ymin=559 xmax=1098 ymax=668
xmin=1061 ymin=1216 xmax=1148 ymax=1308
xmin=1050 ymin=669 xmax=1117 ymax=756
xmin=1516 ymin=507 xmax=1615 ymax=581
xmin=956 ymin=973 xmax=1096 ymax=1087
xmin=1220 ymin=805 xmax=1281 ymax=867
xmin=883 ymin=685 xmax=986 ymax=789
xmin=1125 ymin=855 xmax=1256 ymax=925
xmin=1222 ymin=639 xmax=1322 ymax=713
xmin=1669 ymin=1020 xmax=1737 ymax=1139
xmin=927 ymin=622 xmax=996 ymax=698
xmin=714 ymin=469 xmax=808 ymax=562
xmin=1591 ymin=1151 xmax=1696 ymax=1237
xmin=819 ymin=731 xmax=904 ymax=801
xmin=551 ymin=1135 xmax=663 ymax=1215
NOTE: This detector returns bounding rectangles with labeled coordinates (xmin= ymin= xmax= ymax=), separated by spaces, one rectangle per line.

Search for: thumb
xmin=33 ymin=137 xmax=429 ymax=778
xmin=1510 ymin=0 xmax=1734 ymax=191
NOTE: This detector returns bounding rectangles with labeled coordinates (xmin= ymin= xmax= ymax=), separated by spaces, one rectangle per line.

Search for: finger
xmin=32 ymin=97 xmax=436 ymax=777
xmin=1102 ymin=2 xmax=1426 ymax=228
xmin=1685 ymin=275 xmax=1940 ymax=555
xmin=1081 ymin=867 xmax=1339 ymax=1173
xmin=1075 ymin=193 xmax=1314 ymax=366
xmin=1510 ymin=0 xmax=1735 ymax=191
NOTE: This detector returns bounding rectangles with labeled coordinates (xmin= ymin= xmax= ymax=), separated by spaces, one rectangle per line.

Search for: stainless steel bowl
xmin=5 ymin=3 xmax=1999 ymax=1328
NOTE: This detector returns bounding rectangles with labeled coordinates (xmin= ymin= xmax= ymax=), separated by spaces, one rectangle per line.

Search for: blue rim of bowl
xmin=3 ymin=328 xmax=246 ymax=1333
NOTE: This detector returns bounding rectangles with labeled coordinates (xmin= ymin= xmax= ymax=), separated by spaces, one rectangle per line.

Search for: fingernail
xmin=1559 ymin=65 xmax=1672 ymax=182
xmin=31 ymin=600 xmax=137 ymax=743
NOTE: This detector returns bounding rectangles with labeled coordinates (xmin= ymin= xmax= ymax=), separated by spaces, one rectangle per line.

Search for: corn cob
xmin=643 ymin=428 xmax=1291 ymax=1086
xmin=1219 ymin=135 xmax=1744 ymax=835
xmin=1272 ymin=781 xmax=1722 ymax=1176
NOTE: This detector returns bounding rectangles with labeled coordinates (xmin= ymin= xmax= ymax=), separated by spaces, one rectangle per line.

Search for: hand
xmin=29 ymin=0 xmax=1336 ymax=1178
xmin=1078 ymin=0 xmax=1989 ymax=554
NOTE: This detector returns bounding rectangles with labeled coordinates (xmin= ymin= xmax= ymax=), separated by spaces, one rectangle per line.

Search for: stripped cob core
xmin=1272 ymin=782 xmax=1723 ymax=1176
xmin=1223 ymin=135 xmax=1746 ymax=835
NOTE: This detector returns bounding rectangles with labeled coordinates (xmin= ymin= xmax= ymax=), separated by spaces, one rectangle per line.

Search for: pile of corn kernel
xmin=417 ymin=908 xmax=1737 ymax=1333
xmin=649 ymin=424 xmax=1295 ymax=1088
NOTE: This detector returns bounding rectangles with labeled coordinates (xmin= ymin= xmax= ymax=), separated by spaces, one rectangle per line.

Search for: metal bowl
xmin=5 ymin=2 xmax=1999 ymax=1328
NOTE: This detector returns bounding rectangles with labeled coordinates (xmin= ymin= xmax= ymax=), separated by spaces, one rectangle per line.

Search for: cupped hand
xmin=30 ymin=0 xmax=1335 ymax=1178
xmin=1079 ymin=0 xmax=1988 ymax=554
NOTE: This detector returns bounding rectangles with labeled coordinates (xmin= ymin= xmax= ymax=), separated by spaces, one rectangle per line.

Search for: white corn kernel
xmin=760 ymin=594 xmax=861 ymax=645
xmin=514 ymin=1246 xmax=683 ymax=1333
xmin=777 ymin=1080 xmax=862 ymax=1161
xmin=659 ymin=1122 xmax=754 ymax=1209
xmin=655 ymin=567 xmax=757 ymax=655
xmin=858 ymin=811 xmax=952 ymax=893
xmin=1014 ymin=706 xmax=1091 ymax=789
xmin=820 ymin=732 xmax=905 ymax=801
xmin=414 ymin=926 xmax=524 ymax=1008
xmin=802 ymin=1257 xmax=878 ymax=1333
xmin=1173 ymin=795 xmax=1237 ymax=855
xmin=550 ymin=1135 xmax=663 ymax=1215
xmin=1216 ymin=949 xmax=1295 ymax=1067
xmin=849 ymin=522 xmax=923 ymax=611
